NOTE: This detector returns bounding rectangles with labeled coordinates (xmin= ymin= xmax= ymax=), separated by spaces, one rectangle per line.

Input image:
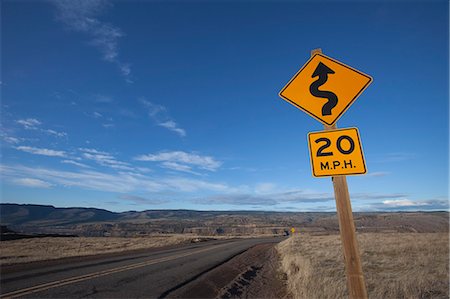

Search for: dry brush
xmin=277 ymin=233 xmax=449 ymax=299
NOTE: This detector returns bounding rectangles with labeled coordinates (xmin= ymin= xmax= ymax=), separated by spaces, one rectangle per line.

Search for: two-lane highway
xmin=1 ymin=237 xmax=283 ymax=298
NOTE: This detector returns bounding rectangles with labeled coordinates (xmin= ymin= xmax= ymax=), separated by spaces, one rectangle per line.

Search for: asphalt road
xmin=0 ymin=237 xmax=283 ymax=298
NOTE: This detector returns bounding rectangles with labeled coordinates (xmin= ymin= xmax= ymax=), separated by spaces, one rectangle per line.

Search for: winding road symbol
xmin=309 ymin=62 xmax=338 ymax=116
xmin=279 ymin=53 xmax=372 ymax=126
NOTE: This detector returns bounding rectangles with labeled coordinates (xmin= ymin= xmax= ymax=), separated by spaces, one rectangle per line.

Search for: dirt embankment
xmin=168 ymin=243 xmax=289 ymax=299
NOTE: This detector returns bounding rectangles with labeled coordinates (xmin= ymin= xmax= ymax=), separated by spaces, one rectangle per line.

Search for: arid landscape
xmin=1 ymin=203 xmax=449 ymax=298
xmin=1 ymin=203 xmax=448 ymax=237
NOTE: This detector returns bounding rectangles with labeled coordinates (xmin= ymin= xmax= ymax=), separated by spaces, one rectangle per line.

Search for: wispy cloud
xmin=61 ymin=159 xmax=90 ymax=168
xmin=12 ymin=178 xmax=53 ymax=189
xmin=382 ymin=199 xmax=427 ymax=207
xmin=102 ymin=123 xmax=115 ymax=129
xmin=2 ymin=135 xmax=22 ymax=144
xmin=118 ymin=194 xmax=169 ymax=205
xmin=160 ymin=161 xmax=200 ymax=175
xmin=368 ymin=198 xmax=449 ymax=211
xmin=15 ymin=146 xmax=67 ymax=157
xmin=351 ymin=193 xmax=408 ymax=200
xmin=192 ymin=189 xmax=422 ymax=208
xmin=45 ymin=129 xmax=67 ymax=138
xmin=79 ymin=148 xmax=132 ymax=171
xmin=158 ymin=121 xmax=186 ymax=137
xmin=93 ymin=111 xmax=103 ymax=118
xmin=194 ymin=194 xmax=278 ymax=206
xmin=85 ymin=109 xmax=115 ymax=129
xmin=16 ymin=118 xmax=67 ymax=138
xmin=140 ymin=100 xmax=165 ymax=117
xmin=2 ymin=164 xmax=152 ymax=193
xmin=193 ymin=189 xmax=334 ymax=206
xmin=139 ymin=99 xmax=186 ymax=137
xmin=135 ymin=151 xmax=222 ymax=172
xmin=164 ymin=177 xmax=228 ymax=192
xmin=1 ymin=164 xmax=229 ymax=194
xmin=16 ymin=118 xmax=41 ymax=129
xmin=51 ymin=0 xmax=132 ymax=82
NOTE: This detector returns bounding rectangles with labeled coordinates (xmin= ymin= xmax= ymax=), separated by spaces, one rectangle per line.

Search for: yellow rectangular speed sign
xmin=308 ymin=127 xmax=366 ymax=177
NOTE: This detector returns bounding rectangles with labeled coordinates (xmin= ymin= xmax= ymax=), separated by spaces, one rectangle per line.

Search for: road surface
xmin=0 ymin=237 xmax=283 ymax=298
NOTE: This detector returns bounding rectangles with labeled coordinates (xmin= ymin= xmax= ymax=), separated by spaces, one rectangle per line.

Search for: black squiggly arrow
xmin=309 ymin=62 xmax=338 ymax=116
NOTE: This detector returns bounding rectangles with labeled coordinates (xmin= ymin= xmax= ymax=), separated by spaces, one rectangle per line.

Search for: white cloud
xmin=16 ymin=118 xmax=41 ymax=129
xmin=119 ymin=63 xmax=131 ymax=77
xmin=158 ymin=121 xmax=186 ymax=137
xmin=15 ymin=146 xmax=67 ymax=157
xmin=352 ymin=193 xmax=408 ymax=200
xmin=195 ymin=194 xmax=278 ymax=206
xmin=1 ymin=164 xmax=230 ymax=194
xmin=134 ymin=151 xmax=222 ymax=171
xmin=61 ymin=160 xmax=90 ymax=168
xmin=136 ymin=167 xmax=152 ymax=173
xmin=12 ymin=178 xmax=53 ymax=189
xmin=94 ymin=111 xmax=103 ymax=118
xmin=2 ymin=165 xmax=157 ymax=193
xmin=382 ymin=199 xmax=429 ymax=207
xmin=193 ymin=189 xmax=335 ymax=206
xmin=16 ymin=118 xmax=67 ymax=138
xmin=163 ymin=177 xmax=228 ymax=192
xmin=139 ymin=99 xmax=186 ymax=137
xmin=2 ymin=136 xmax=21 ymax=144
xmin=118 ymin=194 xmax=168 ymax=205
xmin=79 ymin=148 xmax=106 ymax=154
xmin=45 ymin=129 xmax=68 ymax=138
xmin=51 ymin=0 xmax=131 ymax=82
xmin=363 ymin=198 xmax=449 ymax=211
xmin=161 ymin=161 xmax=198 ymax=174
xmin=140 ymin=99 xmax=165 ymax=117
xmin=79 ymin=148 xmax=132 ymax=170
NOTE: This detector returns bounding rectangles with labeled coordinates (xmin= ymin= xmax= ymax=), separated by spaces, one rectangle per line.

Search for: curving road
xmin=0 ymin=237 xmax=283 ymax=298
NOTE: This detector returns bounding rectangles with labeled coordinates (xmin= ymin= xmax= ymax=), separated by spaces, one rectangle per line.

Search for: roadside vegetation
xmin=0 ymin=234 xmax=206 ymax=265
xmin=277 ymin=232 xmax=449 ymax=298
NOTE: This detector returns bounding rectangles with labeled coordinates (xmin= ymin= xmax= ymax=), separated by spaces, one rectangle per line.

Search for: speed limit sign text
xmin=308 ymin=127 xmax=366 ymax=177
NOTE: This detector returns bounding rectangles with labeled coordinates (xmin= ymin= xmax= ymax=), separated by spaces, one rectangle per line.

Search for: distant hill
xmin=1 ymin=203 xmax=448 ymax=237
xmin=0 ymin=204 xmax=119 ymax=226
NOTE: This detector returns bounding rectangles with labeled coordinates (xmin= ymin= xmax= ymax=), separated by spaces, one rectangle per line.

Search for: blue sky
xmin=1 ymin=0 xmax=448 ymax=212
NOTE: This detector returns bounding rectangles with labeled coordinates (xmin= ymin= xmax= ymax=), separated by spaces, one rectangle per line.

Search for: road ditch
xmin=166 ymin=242 xmax=289 ymax=299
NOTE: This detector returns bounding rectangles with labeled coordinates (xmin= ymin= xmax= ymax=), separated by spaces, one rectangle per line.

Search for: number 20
xmin=315 ymin=135 xmax=355 ymax=157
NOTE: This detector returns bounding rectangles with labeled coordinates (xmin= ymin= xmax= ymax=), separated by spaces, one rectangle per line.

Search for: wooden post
xmin=311 ymin=48 xmax=368 ymax=299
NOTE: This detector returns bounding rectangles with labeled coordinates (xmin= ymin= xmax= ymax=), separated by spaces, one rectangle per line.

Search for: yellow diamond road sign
xmin=308 ymin=127 xmax=366 ymax=177
xmin=279 ymin=53 xmax=372 ymax=126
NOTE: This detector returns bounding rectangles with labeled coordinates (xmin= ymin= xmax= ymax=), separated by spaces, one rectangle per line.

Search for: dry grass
xmin=0 ymin=234 xmax=203 ymax=265
xmin=277 ymin=233 xmax=449 ymax=299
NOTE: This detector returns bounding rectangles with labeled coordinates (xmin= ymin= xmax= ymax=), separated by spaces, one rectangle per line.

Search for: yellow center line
xmin=1 ymin=243 xmax=230 ymax=299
